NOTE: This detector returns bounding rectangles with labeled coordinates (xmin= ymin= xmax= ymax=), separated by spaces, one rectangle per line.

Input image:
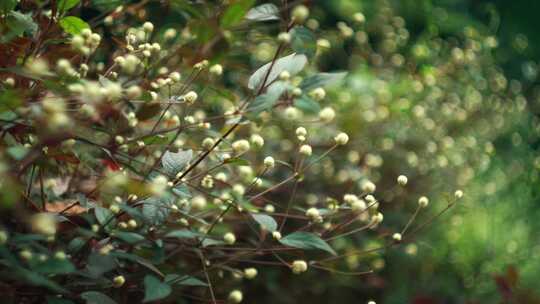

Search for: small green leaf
xmin=162 ymin=149 xmax=193 ymax=176
xmin=59 ymin=16 xmax=89 ymax=35
xmin=279 ymin=232 xmax=336 ymax=255
xmin=248 ymin=53 xmax=307 ymax=91
xmin=46 ymin=297 xmax=76 ymax=304
xmin=81 ymin=291 xmax=117 ymax=304
xmin=143 ymin=275 xmax=172 ymax=303
xmin=300 ymin=72 xmax=348 ymax=91
xmin=57 ymin=0 xmax=80 ymax=14
xmin=113 ymin=231 xmax=145 ymax=244
xmin=94 ymin=206 xmax=114 ymax=227
xmin=34 ymin=259 xmax=76 ymax=275
xmin=7 ymin=145 xmax=28 ymax=160
xmin=221 ymin=0 xmax=255 ymax=27
xmin=290 ymin=26 xmax=316 ymax=57
xmin=252 ymin=213 xmax=277 ymax=232
xmin=165 ymin=274 xmax=208 ymax=286
xmin=165 ymin=229 xmax=204 ymax=239
xmin=224 ymin=157 xmax=250 ymax=166
xmin=245 ymin=3 xmax=280 ymax=21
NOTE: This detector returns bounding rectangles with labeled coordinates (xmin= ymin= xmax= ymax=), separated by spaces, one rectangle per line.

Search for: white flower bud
xmin=392 ymin=233 xmax=402 ymax=242
xmin=113 ymin=275 xmax=125 ymax=287
xmin=243 ymin=267 xmax=258 ymax=279
xmin=184 ymin=91 xmax=198 ymax=104
xmin=277 ymin=32 xmax=291 ymax=43
xmin=362 ymin=181 xmax=376 ymax=193
xmin=418 ymin=196 xmax=429 ymax=208
xmin=310 ymin=87 xmax=326 ymax=101
xmin=291 ymin=260 xmax=308 ymax=274
xmin=143 ymin=22 xmax=154 ymax=33
xmin=299 ymin=144 xmax=312 ymax=156
xmin=397 ymin=175 xmax=408 ymax=186
xmin=224 ymin=232 xmax=236 ymax=245
xmin=209 ymin=64 xmax=223 ymax=76
xmin=232 ymin=139 xmax=250 ymax=154
xmin=250 ymin=134 xmax=264 ymax=148
xmin=263 ymin=156 xmax=275 ymax=169
xmin=454 ymin=190 xmax=464 ymax=199
xmin=291 ymin=5 xmax=309 ymax=23
xmin=319 ymin=107 xmax=336 ymax=122
xmin=334 ymin=132 xmax=349 ymax=145
xmin=272 ymin=231 xmax=282 ymax=240
xmin=228 ymin=290 xmax=243 ymax=303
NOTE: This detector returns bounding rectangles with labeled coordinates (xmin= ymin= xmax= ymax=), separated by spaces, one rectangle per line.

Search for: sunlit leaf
xmin=252 ymin=213 xmax=277 ymax=232
xmin=279 ymin=232 xmax=336 ymax=255
xmin=245 ymin=3 xmax=280 ymax=21
xmin=59 ymin=16 xmax=89 ymax=35
xmin=248 ymin=53 xmax=308 ymax=91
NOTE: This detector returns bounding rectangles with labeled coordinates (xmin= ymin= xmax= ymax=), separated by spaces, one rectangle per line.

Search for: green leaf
xmin=113 ymin=231 xmax=145 ymax=244
xmin=94 ymin=206 xmax=114 ymax=227
xmin=141 ymin=195 xmax=175 ymax=225
xmin=86 ymin=253 xmax=116 ymax=278
xmin=164 ymin=229 xmax=204 ymax=239
xmin=247 ymin=81 xmax=289 ymax=115
xmin=143 ymin=275 xmax=172 ymax=303
xmin=0 ymin=89 xmax=21 ymax=113
xmin=252 ymin=213 xmax=277 ymax=232
xmin=248 ymin=53 xmax=308 ymax=91
xmin=0 ymin=0 xmax=17 ymax=14
xmin=34 ymin=259 xmax=76 ymax=275
xmin=294 ymin=95 xmax=320 ymax=114
xmin=221 ymin=0 xmax=255 ymax=27
xmin=57 ymin=0 xmax=80 ymax=14
xmin=165 ymin=274 xmax=208 ymax=286
xmin=300 ymin=72 xmax=348 ymax=91
xmin=245 ymin=3 xmax=280 ymax=21
xmin=91 ymin=0 xmax=123 ymax=11
xmin=279 ymin=232 xmax=336 ymax=255
xmin=59 ymin=16 xmax=89 ymax=35
xmin=162 ymin=149 xmax=193 ymax=176
xmin=223 ymin=157 xmax=250 ymax=166
xmin=81 ymin=291 xmax=117 ymax=304
xmin=290 ymin=26 xmax=316 ymax=57
xmin=5 ymin=11 xmax=37 ymax=39
xmin=7 ymin=145 xmax=29 ymax=160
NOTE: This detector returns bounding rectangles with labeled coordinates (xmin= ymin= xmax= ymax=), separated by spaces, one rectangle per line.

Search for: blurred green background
xmin=311 ymin=0 xmax=540 ymax=303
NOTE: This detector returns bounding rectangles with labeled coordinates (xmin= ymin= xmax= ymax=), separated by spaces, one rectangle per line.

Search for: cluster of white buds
xmin=305 ymin=207 xmax=322 ymax=222
xmin=137 ymin=42 xmax=161 ymax=58
xmin=71 ymin=28 xmax=101 ymax=55
xmin=115 ymin=54 xmax=142 ymax=75
xmin=277 ymin=32 xmax=291 ymax=43
xmin=296 ymin=127 xmax=307 ymax=141
xmin=30 ymin=213 xmax=57 ymax=236
xmin=250 ymin=134 xmax=265 ymax=148
xmin=209 ymin=64 xmax=223 ymax=76
xmin=337 ymin=21 xmax=354 ymax=38
xmin=291 ymin=5 xmax=309 ymax=23
xmin=56 ymin=59 xmax=78 ymax=77
xmin=149 ymin=175 xmax=169 ymax=196
xmin=243 ymin=268 xmax=258 ymax=279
